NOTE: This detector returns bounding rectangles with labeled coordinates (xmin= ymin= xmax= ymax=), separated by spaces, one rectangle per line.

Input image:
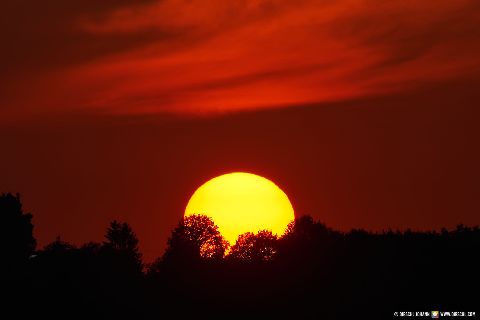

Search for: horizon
xmin=4 ymin=191 xmax=479 ymax=263
xmin=5 ymin=190 xmax=480 ymax=263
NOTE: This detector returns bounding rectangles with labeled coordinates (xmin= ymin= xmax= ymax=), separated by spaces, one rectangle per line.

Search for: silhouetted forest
xmin=2 ymin=193 xmax=479 ymax=319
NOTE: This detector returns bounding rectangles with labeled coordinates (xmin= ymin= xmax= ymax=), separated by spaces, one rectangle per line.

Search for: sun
xmin=185 ymin=172 xmax=295 ymax=244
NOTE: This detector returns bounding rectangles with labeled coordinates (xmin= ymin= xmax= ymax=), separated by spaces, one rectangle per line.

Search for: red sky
xmin=1 ymin=0 xmax=479 ymax=260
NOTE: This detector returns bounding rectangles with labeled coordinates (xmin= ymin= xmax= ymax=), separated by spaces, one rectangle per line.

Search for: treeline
xmin=2 ymin=193 xmax=479 ymax=319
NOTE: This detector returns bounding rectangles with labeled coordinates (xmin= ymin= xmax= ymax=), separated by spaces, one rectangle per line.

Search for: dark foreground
xmin=2 ymin=193 xmax=479 ymax=319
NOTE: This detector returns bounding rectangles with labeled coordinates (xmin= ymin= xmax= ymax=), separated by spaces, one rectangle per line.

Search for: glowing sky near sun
xmin=1 ymin=0 xmax=479 ymax=118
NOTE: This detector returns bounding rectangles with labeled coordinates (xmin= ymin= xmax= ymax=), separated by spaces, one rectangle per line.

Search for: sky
xmin=1 ymin=0 xmax=479 ymax=260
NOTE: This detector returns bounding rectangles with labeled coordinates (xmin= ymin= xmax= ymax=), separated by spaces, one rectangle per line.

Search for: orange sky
xmin=2 ymin=0 xmax=479 ymax=117
xmin=1 ymin=0 xmax=480 ymax=260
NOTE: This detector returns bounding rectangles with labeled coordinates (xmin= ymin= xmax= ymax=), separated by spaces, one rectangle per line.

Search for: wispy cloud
xmin=1 ymin=0 xmax=479 ymax=117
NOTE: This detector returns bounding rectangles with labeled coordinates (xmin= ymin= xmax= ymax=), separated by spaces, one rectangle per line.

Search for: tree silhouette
xmin=278 ymin=215 xmax=340 ymax=258
xmin=42 ymin=236 xmax=76 ymax=254
xmin=104 ymin=221 xmax=141 ymax=256
xmin=103 ymin=220 xmax=143 ymax=274
xmin=282 ymin=215 xmax=334 ymax=242
xmin=3 ymin=194 xmax=480 ymax=319
xmin=0 ymin=193 xmax=36 ymax=265
xmin=229 ymin=230 xmax=278 ymax=262
xmin=163 ymin=214 xmax=228 ymax=262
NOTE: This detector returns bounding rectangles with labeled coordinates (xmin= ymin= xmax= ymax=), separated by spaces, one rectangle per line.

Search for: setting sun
xmin=185 ymin=172 xmax=295 ymax=244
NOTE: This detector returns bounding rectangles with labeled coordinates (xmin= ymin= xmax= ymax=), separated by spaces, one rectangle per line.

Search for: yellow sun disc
xmin=185 ymin=172 xmax=295 ymax=244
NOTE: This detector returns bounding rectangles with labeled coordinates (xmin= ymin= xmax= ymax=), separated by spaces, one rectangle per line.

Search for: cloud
xmin=1 ymin=0 xmax=479 ymax=117
xmin=0 ymin=1 xmax=157 ymax=72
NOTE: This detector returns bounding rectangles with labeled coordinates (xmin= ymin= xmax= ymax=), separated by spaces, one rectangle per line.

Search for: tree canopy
xmin=163 ymin=214 xmax=228 ymax=262
xmin=229 ymin=230 xmax=278 ymax=262
xmin=0 ymin=193 xmax=36 ymax=264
